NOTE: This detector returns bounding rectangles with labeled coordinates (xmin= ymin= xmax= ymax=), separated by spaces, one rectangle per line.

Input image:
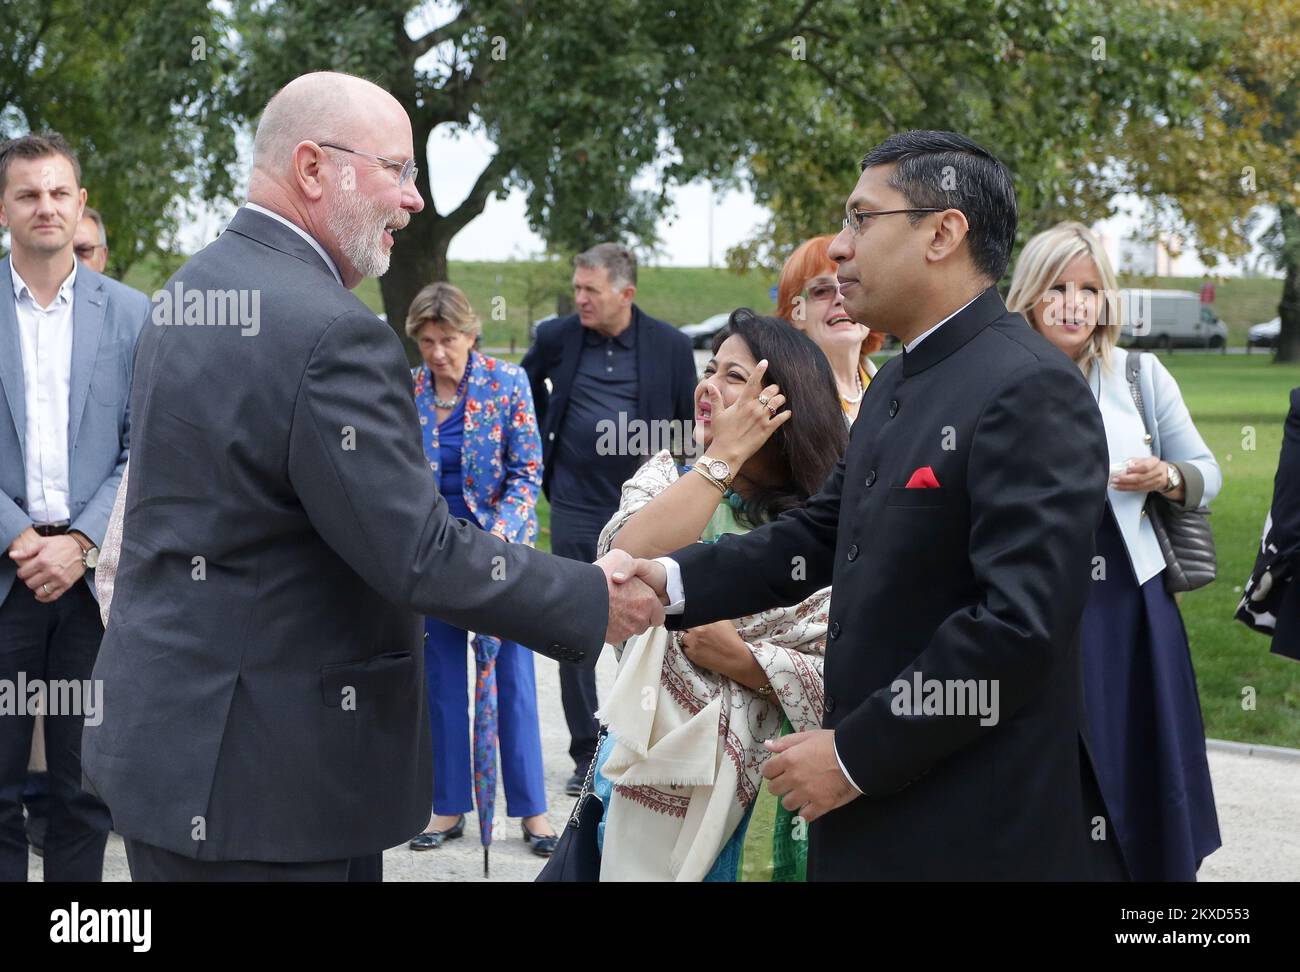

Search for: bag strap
xmin=1125 ymin=351 xmax=1156 ymax=455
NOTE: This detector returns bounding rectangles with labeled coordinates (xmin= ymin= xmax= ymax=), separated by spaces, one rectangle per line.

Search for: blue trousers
xmin=424 ymin=616 xmax=548 ymax=818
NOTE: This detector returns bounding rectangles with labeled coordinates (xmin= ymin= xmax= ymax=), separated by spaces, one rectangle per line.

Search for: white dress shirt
xmin=654 ymin=290 xmax=985 ymax=794
xmin=12 ymin=259 xmax=77 ymax=524
xmin=244 ymin=203 xmax=343 ymax=286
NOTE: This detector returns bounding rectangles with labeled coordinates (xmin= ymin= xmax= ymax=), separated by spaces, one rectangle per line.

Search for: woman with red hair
xmin=775 ymin=234 xmax=884 ymax=423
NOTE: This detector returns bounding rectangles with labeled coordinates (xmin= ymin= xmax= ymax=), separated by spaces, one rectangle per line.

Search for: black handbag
xmin=1125 ymin=352 xmax=1217 ymax=593
xmin=535 ymin=730 xmax=606 ymax=882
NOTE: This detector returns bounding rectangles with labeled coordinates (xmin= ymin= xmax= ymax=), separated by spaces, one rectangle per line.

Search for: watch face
xmin=708 ymin=459 xmax=729 ymax=479
xmin=84 ymin=547 xmax=99 ymax=569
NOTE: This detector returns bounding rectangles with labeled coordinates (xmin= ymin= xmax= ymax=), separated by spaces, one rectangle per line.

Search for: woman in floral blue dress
xmin=405 ymin=282 xmax=558 ymax=857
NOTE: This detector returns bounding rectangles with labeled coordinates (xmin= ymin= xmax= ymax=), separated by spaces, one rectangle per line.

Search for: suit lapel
xmin=633 ymin=305 xmax=652 ymax=424
xmin=0 ymin=259 xmax=25 ymax=461
xmin=551 ymin=319 xmax=583 ymax=433
xmin=68 ymin=272 xmax=108 ymax=456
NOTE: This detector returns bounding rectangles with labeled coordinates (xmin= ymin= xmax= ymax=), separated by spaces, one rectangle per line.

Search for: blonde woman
xmin=1007 ymin=222 xmax=1221 ymax=881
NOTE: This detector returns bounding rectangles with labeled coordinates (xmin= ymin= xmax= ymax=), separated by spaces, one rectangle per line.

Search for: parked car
xmin=1248 ymin=317 xmax=1281 ymax=350
xmin=528 ymin=315 xmax=559 ymax=342
xmin=1118 ymin=289 xmax=1228 ymax=350
xmin=681 ymin=312 xmax=732 ymax=349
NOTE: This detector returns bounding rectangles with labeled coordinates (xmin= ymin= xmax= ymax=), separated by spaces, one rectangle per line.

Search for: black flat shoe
xmin=564 ymin=772 xmax=584 ymax=797
xmin=522 ymin=822 xmax=559 ymax=857
xmin=408 ymin=814 xmax=465 ymax=850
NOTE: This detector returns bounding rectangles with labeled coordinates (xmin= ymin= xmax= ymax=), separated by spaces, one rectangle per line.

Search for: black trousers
xmin=125 ymin=839 xmax=383 ymax=882
xmin=0 ymin=580 xmax=112 ymax=881
xmin=547 ymin=506 xmax=605 ymax=774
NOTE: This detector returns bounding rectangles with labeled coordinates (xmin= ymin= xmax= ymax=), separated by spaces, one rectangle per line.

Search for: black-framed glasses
xmin=73 ymin=244 xmax=105 ymax=258
xmin=842 ymin=207 xmax=945 ymax=234
xmin=318 ymin=142 xmax=417 ymax=187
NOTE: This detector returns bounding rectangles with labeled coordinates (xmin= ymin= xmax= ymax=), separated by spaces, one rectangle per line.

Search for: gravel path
xmin=31 ymin=640 xmax=1300 ymax=882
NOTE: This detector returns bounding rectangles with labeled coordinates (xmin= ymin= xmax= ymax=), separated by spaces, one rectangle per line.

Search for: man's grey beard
xmin=326 ymin=190 xmax=400 ymax=279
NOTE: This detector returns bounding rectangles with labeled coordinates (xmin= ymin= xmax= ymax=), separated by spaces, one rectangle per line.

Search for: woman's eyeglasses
xmin=805 ymin=281 xmax=841 ymax=302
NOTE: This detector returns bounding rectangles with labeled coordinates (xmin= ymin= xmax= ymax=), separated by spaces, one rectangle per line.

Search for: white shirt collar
xmin=243 ymin=202 xmax=343 ymax=286
xmin=11 ymin=257 xmax=77 ymax=310
xmin=903 ymin=292 xmax=982 ymax=354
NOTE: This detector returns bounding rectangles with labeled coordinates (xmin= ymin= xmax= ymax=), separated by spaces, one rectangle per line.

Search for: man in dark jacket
xmin=630 ymin=131 xmax=1121 ymax=880
xmin=522 ymin=244 xmax=697 ymax=791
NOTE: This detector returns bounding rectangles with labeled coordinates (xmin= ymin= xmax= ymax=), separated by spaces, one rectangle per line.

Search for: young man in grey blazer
xmin=0 ymin=133 xmax=148 ymax=881
xmin=81 ymin=72 xmax=662 ymax=881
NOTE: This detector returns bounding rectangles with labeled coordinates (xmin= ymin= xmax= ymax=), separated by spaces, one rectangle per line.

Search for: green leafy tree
xmin=726 ymin=0 xmax=1220 ymax=275
xmin=0 ymin=0 xmax=240 ymax=278
xmin=231 ymin=0 xmax=809 ymax=355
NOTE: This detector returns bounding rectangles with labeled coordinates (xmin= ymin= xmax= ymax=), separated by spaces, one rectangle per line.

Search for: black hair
xmin=709 ymin=309 xmax=848 ymax=526
xmin=860 ymin=130 xmax=1017 ymax=283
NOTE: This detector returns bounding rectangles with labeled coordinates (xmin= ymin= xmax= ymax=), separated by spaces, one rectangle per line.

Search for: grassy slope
xmin=1159 ymin=355 xmax=1300 ymax=746
xmin=125 ymin=254 xmax=1284 ymax=348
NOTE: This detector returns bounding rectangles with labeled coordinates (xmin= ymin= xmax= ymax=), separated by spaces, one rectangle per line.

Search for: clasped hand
xmin=8 ymin=528 xmax=85 ymax=603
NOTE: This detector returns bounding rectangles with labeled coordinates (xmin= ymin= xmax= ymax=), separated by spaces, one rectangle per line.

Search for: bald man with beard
xmin=82 ymin=72 xmax=663 ymax=881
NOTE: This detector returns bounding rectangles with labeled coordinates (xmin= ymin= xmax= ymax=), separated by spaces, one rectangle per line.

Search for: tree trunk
xmin=380 ymin=217 xmax=451 ymax=365
xmin=1275 ymin=204 xmax=1300 ymax=364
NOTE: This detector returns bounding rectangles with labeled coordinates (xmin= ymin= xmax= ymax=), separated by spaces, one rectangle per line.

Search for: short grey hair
xmin=575 ymin=242 xmax=636 ymax=289
xmin=82 ymin=205 xmax=107 ymax=246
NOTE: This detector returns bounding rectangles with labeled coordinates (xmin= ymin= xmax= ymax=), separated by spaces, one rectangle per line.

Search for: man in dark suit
xmin=80 ymin=72 xmax=662 ymax=881
xmin=522 ymin=244 xmax=697 ymax=792
xmin=629 ymin=131 xmax=1118 ymax=880
xmin=0 ymin=133 xmax=147 ymax=881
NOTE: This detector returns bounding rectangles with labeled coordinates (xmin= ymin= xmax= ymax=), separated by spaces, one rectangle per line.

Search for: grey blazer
xmin=0 ymin=257 xmax=148 ymax=606
xmin=82 ymin=208 xmax=608 ymax=863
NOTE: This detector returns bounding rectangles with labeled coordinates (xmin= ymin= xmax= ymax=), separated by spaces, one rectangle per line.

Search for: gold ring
xmin=42 ymin=583 xmax=51 ymax=595
xmin=758 ymin=394 xmax=770 ymax=407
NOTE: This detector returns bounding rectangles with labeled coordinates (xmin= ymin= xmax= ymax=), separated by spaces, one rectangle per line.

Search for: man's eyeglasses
xmin=842 ymin=207 xmax=945 ymax=235
xmin=318 ymin=142 xmax=417 ymax=187
xmin=74 ymin=244 xmax=104 ymax=258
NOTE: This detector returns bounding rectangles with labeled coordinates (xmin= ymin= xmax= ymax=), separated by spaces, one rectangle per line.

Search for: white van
xmin=1118 ymin=289 xmax=1228 ymax=350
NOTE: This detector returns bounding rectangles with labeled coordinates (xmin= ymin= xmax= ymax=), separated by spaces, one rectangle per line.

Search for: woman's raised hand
xmin=705 ymin=359 xmax=792 ymax=466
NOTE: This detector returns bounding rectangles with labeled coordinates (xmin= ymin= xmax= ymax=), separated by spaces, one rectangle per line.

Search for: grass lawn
xmin=1160 ymin=355 xmax=1300 ymax=747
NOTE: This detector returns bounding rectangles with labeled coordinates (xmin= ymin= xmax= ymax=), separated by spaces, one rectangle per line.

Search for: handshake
xmin=595 ymin=550 xmax=672 ymax=644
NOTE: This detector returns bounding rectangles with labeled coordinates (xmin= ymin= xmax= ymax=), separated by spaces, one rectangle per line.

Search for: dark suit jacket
xmin=520 ymin=307 xmax=698 ymax=498
xmin=1265 ymin=387 xmax=1300 ymax=661
xmin=82 ymin=208 xmax=608 ymax=863
xmin=668 ymin=288 xmax=1111 ymax=880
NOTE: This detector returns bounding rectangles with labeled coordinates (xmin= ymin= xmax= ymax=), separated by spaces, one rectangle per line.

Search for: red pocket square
xmin=905 ymin=466 xmax=941 ymax=489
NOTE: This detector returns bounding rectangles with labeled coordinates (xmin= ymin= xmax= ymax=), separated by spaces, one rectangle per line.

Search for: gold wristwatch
xmin=1161 ymin=462 xmax=1183 ymax=495
xmin=693 ymin=456 xmax=735 ymax=494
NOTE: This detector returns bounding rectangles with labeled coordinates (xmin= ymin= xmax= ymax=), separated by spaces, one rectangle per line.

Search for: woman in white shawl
xmin=593 ymin=309 xmax=849 ymax=881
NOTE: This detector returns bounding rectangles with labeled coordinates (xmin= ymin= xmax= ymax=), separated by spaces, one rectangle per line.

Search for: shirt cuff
xmin=653 ymin=556 xmax=685 ymax=615
xmin=833 ymin=733 xmax=863 ymax=794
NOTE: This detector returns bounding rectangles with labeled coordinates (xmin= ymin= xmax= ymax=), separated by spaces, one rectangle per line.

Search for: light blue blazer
xmin=0 ymin=256 xmax=148 ymax=605
xmin=1090 ymin=346 xmax=1221 ymax=586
